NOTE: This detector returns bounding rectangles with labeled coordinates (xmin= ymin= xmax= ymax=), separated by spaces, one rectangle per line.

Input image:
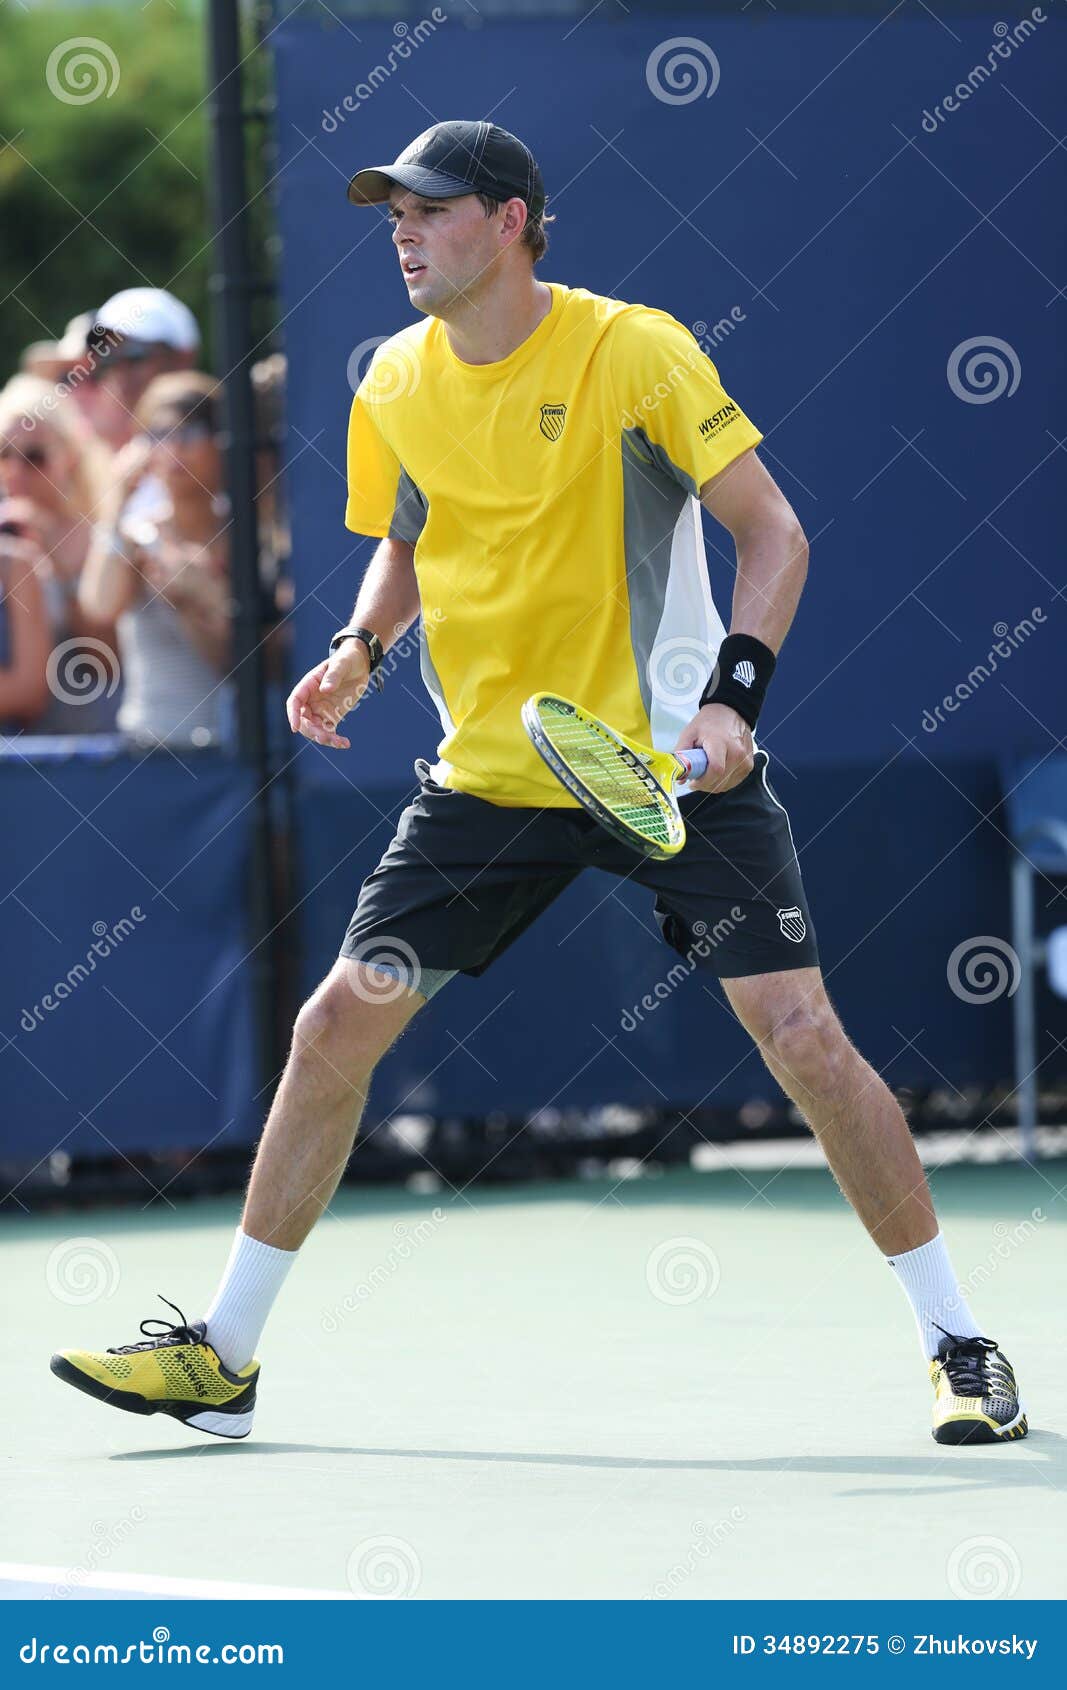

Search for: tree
xmin=0 ymin=2 xmax=270 ymax=378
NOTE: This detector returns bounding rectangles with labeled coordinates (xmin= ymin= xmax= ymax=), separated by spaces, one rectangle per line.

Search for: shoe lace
xmin=934 ymin=1331 xmax=1006 ymax=1396
xmin=107 ymin=1295 xmax=199 ymax=1355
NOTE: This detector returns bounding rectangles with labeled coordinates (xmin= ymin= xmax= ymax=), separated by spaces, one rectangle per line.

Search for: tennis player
xmin=52 ymin=122 xmax=1025 ymax=1447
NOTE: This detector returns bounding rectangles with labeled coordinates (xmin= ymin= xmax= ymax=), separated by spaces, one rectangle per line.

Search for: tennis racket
xmin=521 ymin=692 xmax=708 ymax=860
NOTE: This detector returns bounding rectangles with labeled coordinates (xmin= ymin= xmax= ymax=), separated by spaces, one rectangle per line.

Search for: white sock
xmin=886 ymin=1231 xmax=984 ymax=1361
xmin=203 ymin=1227 xmax=296 ymax=1372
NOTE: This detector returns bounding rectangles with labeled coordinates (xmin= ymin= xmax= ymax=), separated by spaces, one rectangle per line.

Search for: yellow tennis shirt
xmin=345 ymin=281 xmax=763 ymax=806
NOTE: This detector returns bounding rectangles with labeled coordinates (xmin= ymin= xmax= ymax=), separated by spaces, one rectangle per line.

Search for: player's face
xmin=388 ymin=190 xmax=502 ymax=314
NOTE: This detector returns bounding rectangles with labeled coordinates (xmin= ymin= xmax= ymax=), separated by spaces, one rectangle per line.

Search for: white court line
xmin=0 ymin=1563 xmax=352 ymax=1601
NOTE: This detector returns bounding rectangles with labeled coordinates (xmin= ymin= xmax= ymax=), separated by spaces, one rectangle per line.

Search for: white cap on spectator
xmin=94 ymin=288 xmax=200 ymax=352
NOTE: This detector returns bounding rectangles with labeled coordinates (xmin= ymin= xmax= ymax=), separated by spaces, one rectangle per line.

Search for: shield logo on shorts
xmin=539 ymin=403 xmax=567 ymax=442
xmin=777 ymin=906 xmax=806 ymax=943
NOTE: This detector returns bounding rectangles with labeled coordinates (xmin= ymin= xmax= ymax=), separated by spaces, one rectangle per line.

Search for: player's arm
xmin=699 ymin=447 xmax=808 ymax=653
xmin=286 ymin=536 xmax=420 ymax=749
xmin=677 ymin=450 xmax=808 ymax=793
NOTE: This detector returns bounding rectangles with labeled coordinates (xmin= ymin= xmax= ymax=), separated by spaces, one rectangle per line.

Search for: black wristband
xmin=698 ymin=634 xmax=776 ymax=730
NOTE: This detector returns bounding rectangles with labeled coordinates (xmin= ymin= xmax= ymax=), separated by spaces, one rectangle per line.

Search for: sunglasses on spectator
xmin=143 ymin=421 xmax=215 ymax=446
xmin=0 ymin=444 xmax=49 ymax=468
xmin=85 ymin=341 xmax=156 ymax=381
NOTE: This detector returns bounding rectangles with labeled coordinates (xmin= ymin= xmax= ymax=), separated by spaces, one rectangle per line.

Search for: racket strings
xmin=539 ymin=706 xmax=675 ymax=848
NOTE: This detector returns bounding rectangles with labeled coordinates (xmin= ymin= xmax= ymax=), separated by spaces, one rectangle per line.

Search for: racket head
xmin=521 ymin=693 xmax=687 ymax=860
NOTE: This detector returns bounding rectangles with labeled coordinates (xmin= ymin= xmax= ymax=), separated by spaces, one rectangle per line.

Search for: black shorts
xmin=339 ymin=749 xmax=819 ymax=997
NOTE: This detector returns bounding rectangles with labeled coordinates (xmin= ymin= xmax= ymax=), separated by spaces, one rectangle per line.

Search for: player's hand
xmin=675 ymin=703 xmax=754 ymax=794
xmin=286 ymin=645 xmax=371 ymax=750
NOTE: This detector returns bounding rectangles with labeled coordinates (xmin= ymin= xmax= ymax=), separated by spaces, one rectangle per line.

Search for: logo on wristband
xmin=732 ymin=660 xmax=755 ymax=688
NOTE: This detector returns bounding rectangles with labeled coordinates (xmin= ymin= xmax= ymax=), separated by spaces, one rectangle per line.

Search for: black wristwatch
xmin=328 ymin=625 xmax=384 ymax=691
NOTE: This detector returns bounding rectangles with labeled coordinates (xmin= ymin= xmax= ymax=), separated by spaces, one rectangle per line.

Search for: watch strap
xmin=328 ymin=626 xmax=385 ymax=691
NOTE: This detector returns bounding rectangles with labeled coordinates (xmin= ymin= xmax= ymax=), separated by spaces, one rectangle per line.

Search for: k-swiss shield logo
xmin=777 ymin=906 xmax=807 ymax=943
xmin=539 ymin=403 xmax=567 ymax=442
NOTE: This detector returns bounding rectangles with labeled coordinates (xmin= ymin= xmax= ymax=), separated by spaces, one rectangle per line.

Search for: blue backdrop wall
xmin=269 ymin=1 xmax=1065 ymax=1118
xmin=0 ymin=748 xmax=260 ymax=1167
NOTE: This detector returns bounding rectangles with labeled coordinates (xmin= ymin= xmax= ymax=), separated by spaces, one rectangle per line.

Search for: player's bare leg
xmin=241 ymin=959 xmax=424 ymax=1250
xmin=48 ymin=961 xmax=425 ymax=1439
xmin=721 ymin=965 xmax=1027 ymax=1440
xmin=197 ymin=958 xmax=424 ymax=1377
xmin=722 ymin=966 xmax=934 ymax=1253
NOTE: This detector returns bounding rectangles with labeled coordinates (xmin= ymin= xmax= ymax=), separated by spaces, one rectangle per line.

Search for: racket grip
xmin=676 ymin=747 xmax=708 ymax=782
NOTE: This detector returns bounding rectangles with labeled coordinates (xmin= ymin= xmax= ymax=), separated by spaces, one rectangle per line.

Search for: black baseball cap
xmin=347 ymin=120 xmax=545 ymax=221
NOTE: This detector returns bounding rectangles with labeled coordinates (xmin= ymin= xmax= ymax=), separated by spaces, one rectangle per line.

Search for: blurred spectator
xmin=249 ymin=352 xmax=299 ymax=1047
xmin=20 ymin=312 xmax=116 ymax=446
xmin=0 ymin=374 xmax=119 ymax=733
xmin=78 ymin=372 xmax=234 ymax=748
xmin=83 ymin=288 xmax=199 ymax=453
xmin=250 ymin=352 xmax=294 ymax=674
xmin=0 ymin=520 xmax=51 ymax=733
xmin=251 ymin=352 xmax=289 ymax=564
xmin=19 ymin=313 xmax=94 ymax=383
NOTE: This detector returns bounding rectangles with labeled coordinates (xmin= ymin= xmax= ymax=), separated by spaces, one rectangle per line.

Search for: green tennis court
xmin=5 ymin=1161 xmax=1064 ymax=1600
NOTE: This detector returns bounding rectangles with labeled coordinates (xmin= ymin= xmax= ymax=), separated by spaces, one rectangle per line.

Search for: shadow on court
xmin=12 ymin=1159 xmax=1064 ymax=1597
xmin=108 ymin=1430 xmax=1065 ymax=1494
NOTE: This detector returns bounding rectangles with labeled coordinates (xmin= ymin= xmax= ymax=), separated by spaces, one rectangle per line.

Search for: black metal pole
xmin=206 ymin=0 xmax=280 ymax=1104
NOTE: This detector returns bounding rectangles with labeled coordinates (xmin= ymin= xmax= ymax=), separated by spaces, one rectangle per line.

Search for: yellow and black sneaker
xmin=930 ymin=1332 xmax=1027 ymax=1445
xmin=50 ymin=1297 xmax=258 ymax=1440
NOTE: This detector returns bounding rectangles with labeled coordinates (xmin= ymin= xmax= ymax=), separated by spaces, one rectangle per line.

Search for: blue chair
xmin=1000 ymin=754 xmax=1067 ymax=1159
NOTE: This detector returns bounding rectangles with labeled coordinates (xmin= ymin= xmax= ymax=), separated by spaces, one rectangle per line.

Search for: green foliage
xmin=0 ymin=1 xmax=266 ymax=379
